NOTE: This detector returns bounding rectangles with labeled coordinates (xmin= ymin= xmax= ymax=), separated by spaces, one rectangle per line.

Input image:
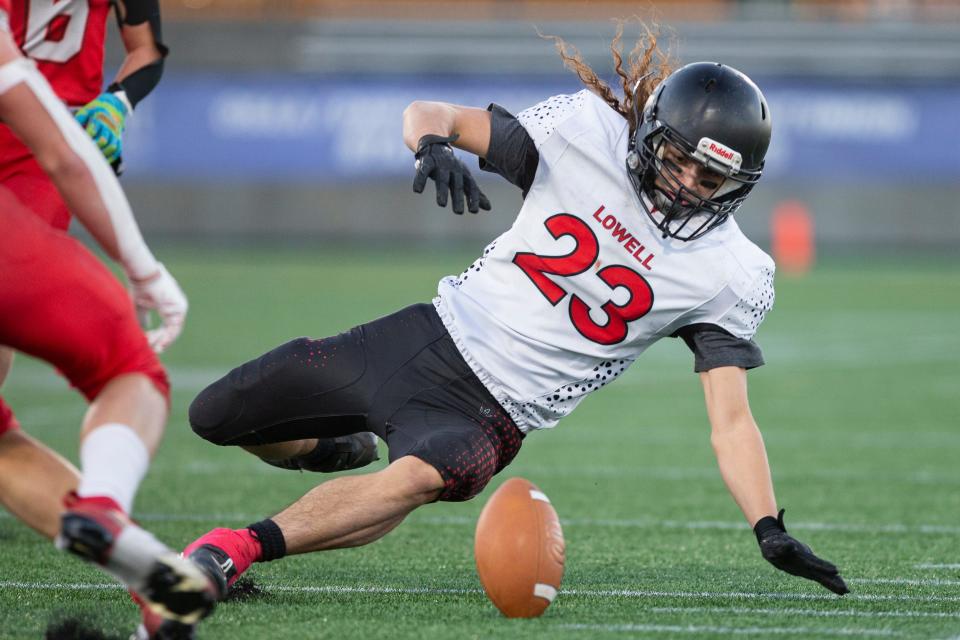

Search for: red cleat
xmin=183 ymin=527 xmax=262 ymax=590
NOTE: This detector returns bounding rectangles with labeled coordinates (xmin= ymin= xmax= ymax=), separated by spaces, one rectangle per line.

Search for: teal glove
xmin=75 ymin=91 xmax=130 ymax=174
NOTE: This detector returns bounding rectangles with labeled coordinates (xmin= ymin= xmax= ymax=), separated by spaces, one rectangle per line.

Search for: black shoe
xmin=264 ymin=432 xmax=379 ymax=473
xmin=131 ymin=545 xmax=232 ymax=640
xmin=56 ymin=497 xmax=218 ymax=625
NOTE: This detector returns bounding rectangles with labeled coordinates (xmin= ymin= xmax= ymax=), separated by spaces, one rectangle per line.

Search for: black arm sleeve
xmin=115 ymin=0 xmax=167 ymax=50
xmin=108 ymin=59 xmax=162 ymax=108
xmin=478 ymin=103 xmax=540 ymax=197
xmin=117 ymin=0 xmax=163 ymax=32
xmin=672 ymin=323 xmax=765 ymax=373
xmin=108 ymin=0 xmax=167 ymax=108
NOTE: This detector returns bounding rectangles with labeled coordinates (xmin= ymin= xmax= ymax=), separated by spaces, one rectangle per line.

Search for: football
xmin=474 ymin=477 xmax=565 ymax=618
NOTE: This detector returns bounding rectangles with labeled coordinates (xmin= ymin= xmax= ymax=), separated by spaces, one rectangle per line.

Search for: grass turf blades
xmin=0 ymin=247 xmax=957 ymax=639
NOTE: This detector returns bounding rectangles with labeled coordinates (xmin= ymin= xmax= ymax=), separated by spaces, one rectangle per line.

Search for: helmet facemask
xmin=629 ymin=127 xmax=761 ymax=241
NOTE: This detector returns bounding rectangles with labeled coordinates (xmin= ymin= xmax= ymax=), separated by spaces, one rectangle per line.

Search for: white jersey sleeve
xmin=666 ymin=237 xmax=776 ymax=342
xmin=715 ymin=264 xmax=775 ymax=340
xmin=515 ymin=91 xmax=588 ymax=150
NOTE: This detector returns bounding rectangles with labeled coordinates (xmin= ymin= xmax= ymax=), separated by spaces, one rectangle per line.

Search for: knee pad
xmin=188 ymin=374 xmax=245 ymax=445
xmin=188 ymin=337 xmax=329 ymax=446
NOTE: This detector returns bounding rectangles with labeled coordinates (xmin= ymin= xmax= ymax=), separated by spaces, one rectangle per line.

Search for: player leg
xmin=187 ymin=334 xmax=381 ymax=473
xmin=0 ymin=407 xmax=81 ymax=539
xmin=0 ymin=198 xmax=218 ymax=623
xmin=270 ymin=397 xmax=523 ymax=553
xmin=132 ymin=454 xmax=443 ymax=640
xmin=0 ymin=158 xmax=82 ymax=539
xmin=181 ymin=306 xmax=523 ymax=577
xmin=243 ymin=432 xmax=379 ymax=473
xmin=179 ymin=401 xmax=520 ymax=593
xmin=143 ymin=304 xmax=521 ymax=636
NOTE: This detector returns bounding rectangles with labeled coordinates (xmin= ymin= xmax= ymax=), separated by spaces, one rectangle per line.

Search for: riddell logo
xmin=709 ymin=142 xmax=734 ymax=160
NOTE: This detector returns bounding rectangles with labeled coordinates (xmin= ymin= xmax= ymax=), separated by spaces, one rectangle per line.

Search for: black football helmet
xmin=626 ymin=62 xmax=772 ymax=241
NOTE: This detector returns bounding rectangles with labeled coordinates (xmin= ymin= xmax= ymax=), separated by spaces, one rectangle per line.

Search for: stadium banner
xmin=122 ymin=74 xmax=960 ymax=184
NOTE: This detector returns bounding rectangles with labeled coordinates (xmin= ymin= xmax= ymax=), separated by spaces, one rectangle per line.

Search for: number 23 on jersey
xmin=512 ymin=213 xmax=654 ymax=346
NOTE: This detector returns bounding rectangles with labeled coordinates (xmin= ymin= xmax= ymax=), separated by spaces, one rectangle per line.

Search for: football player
xmin=0 ymin=5 xmax=219 ymax=626
xmin=0 ymin=0 xmax=168 ymax=226
xmin=0 ymin=0 xmax=170 ymax=455
xmin=167 ymin=23 xmax=847 ymax=632
xmin=0 ymin=0 xmax=378 ymax=519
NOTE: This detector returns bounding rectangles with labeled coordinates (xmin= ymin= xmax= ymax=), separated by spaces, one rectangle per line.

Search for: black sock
xmin=247 ymin=518 xmax=287 ymax=561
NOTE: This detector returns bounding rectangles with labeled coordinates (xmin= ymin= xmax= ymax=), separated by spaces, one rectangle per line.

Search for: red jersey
xmin=1 ymin=0 xmax=111 ymax=107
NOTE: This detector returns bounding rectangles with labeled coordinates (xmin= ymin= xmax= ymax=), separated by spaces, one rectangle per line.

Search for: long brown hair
xmin=541 ymin=19 xmax=676 ymax=135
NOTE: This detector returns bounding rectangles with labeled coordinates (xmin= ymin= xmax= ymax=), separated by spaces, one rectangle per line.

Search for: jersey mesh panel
xmin=517 ymin=92 xmax=586 ymax=148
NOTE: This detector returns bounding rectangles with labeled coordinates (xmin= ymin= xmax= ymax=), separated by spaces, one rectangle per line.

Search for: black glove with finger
xmin=412 ymin=133 xmax=492 ymax=214
xmin=754 ymin=509 xmax=850 ymax=595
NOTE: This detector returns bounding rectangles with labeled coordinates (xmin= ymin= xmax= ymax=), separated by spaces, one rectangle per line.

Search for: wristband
xmin=416 ymin=132 xmax=459 ymax=156
xmin=753 ymin=508 xmax=786 ymax=542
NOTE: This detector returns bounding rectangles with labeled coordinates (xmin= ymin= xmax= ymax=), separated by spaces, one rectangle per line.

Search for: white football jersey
xmin=434 ymin=90 xmax=775 ymax=432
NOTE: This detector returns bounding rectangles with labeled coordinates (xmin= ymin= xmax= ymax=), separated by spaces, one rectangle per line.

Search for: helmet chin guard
xmin=626 ymin=62 xmax=772 ymax=241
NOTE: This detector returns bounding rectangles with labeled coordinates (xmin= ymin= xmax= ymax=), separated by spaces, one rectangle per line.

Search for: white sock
xmin=76 ymin=423 xmax=150 ymax=513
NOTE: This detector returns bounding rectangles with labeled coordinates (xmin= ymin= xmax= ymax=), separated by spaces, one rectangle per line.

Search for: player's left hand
xmin=754 ymin=509 xmax=849 ymax=595
xmin=412 ymin=133 xmax=492 ymax=214
xmin=129 ymin=264 xmax=188 ymax=353
xmin=75 ymin=91 xmax=129 ymax=175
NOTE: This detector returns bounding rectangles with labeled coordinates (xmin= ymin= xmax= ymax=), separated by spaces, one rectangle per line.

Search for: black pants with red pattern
xmin=188 ymin=303 xmax=523 ymax=501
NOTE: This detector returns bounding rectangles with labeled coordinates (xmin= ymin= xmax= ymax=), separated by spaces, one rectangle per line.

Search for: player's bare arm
xmin=402 ymin=101 xmax=491 ymax=156
xmin=700 ymin=365 xmax=777 ymax=525
xmin=700 ymin=365 xmax=849 ymax=595
xmin=404 ymin=101 xmax=492 ymax=214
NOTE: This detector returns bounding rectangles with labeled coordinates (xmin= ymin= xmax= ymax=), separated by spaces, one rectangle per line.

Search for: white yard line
xmin=515 ymin=465 xmax=960 ymax=485
xmin=4 ymin=510 xmax=958 ymax=536
xmin=0 ymin=582 xmax=120 ymax=590
xmin=3 ymin=581 xmax=960 ymax=604
xmin=848 ymin=578 xmax=960 ymax=587
xmin=559 ymin=623 xmax=901 ymax=637
xmin=652 ymin=606 xmax=960 ymax=620
xmin=916 ymin=564 xmax=960 ymax=570
xmin=560 ymin=589 xmax=960 ymax=604
xmin=413 ymin=514 xmax=960 ymax=536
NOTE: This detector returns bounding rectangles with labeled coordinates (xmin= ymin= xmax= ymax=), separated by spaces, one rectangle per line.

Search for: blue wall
xmin=121 ymin=74 xmax=960 ymax=185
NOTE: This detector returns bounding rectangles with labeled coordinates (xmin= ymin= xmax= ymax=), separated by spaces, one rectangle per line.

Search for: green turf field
xmin=1 ymin=248 xmax=958 ymax=639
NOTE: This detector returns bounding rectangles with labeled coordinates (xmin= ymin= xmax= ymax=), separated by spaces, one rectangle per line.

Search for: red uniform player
xmin=0 ymin=1 xmax=219 ymax=627
xmin=0 ymin=0 xmax=166 ymax=228
xmin=0 ymin=0 xmax=168 ymax=444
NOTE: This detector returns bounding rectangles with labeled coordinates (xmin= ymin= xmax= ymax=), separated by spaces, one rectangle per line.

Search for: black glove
xmin=412 ymin=133 xmax=492 ymax=214
xmin=755 ymin=509 xmax=849 ymax=595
